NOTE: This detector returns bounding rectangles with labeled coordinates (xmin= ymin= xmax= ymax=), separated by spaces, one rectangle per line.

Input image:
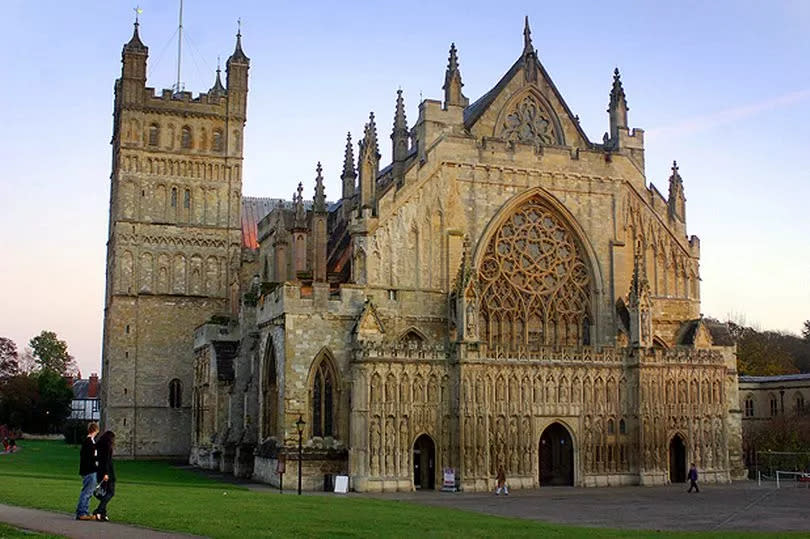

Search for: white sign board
xmin=442 ymin=468 xmax=456 ymax=491
xmin=334 ymin=475 xmax=349 ymax=494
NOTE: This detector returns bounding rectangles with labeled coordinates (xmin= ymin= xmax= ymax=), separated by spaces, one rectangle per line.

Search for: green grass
xmin=0 ymin=522 xmax=63 ymax=538
xmin=0 ymin=441 xmax=798 ymax=538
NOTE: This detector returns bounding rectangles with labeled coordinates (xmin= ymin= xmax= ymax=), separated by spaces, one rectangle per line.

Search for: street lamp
xmin=296 ymin=415 xmax=305 ymax=495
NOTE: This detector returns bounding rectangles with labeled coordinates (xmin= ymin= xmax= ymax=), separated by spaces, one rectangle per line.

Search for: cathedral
xmin=102 ymin=17 xmax=746 ymax=491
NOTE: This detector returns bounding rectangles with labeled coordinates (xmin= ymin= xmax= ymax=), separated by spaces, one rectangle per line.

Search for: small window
xmin=92 ymin=400 xmax=99 ymax=412
xmin=744 ymin=397 xmax=754 ymax=418
xmin=769 ymin=395 xmax=778 ymax=417
xmin=171 ymin=187 xmax=178 ymax=208
xmin=148 ymin=124 xmax=159 ymax=146
xmin=213 ymin=129 xmax=224 ymax=152
xmin=388 ymin=289 xmax=397 ymax=301
xmin=183 ymin=189 xmax=190 ymax=209
xmin=125 ymin=324 xmax=130 ymax=334
xmin=607 ymin=419 xmax=615 ymax=435
xmin=619 ymin=418 xmax=626 ymax=435
xmin=169 ymin=378 xmax=182 ymax=408
xmin=181 ymin=126 xmax=192 ymax=149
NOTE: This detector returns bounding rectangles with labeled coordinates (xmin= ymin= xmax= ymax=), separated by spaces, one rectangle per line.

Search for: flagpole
xmin=175 ymin=0 xmax=184 ymax=93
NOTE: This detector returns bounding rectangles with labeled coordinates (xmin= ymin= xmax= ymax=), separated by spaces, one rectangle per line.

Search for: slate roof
xmin=739 ymin=374 xmax=810 ymax=383
xmin=213 ymin=341 xmax=239 ymax=382
xmin=678 ymin=319 xmax=735 ymax=347
xmin=72 ymin=380 xmax=90 ymax=399
xmin=241 ymin=197 xmax=283 ymax=249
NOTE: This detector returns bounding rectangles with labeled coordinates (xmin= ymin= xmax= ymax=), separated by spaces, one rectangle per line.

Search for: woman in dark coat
xmin=92 ymin=431 xmax=115 ymax=521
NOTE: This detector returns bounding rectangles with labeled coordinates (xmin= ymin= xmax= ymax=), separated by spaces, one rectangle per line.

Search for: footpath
xmin=0 ymin=504 xmax=204 ymax=539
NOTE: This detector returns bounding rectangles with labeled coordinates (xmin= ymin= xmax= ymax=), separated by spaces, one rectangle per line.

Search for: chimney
xmin=88 ymin=373 xmax=99 ymax=398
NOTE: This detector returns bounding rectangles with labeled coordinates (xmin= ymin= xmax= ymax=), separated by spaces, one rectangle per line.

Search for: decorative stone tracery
xmin=499 ymin=95 xmax=560 ymax=147
xmin=478 ymin=195 xmax=591 ymax=348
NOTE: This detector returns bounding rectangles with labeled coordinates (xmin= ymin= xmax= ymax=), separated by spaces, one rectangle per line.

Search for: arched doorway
xmin=539 ymin=422 xmax=574 ymax=486
xmin=669 ymin=434 xmax=686 ymax=483
xmin=412 ymin=434 xmax=435 ymax=490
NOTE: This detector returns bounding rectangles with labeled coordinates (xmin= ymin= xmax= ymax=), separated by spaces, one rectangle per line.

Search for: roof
xmin=72 ymin=379 xmax=99 ymax=400
xmin=241 ymin=197 xmax=282 ymax=249
xmin=213 ymin=341 xmax=239 ymax=382
xmin=678 ymin=319 xmax=735 ymax=347
xmin=739 ymin=374 xmax=810 ymax=383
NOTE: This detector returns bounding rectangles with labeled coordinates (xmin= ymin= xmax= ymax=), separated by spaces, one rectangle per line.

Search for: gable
xmin=464 ymin=53 xmax=591 ymax=150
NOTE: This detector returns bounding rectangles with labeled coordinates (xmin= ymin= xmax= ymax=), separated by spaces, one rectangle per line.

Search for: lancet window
xmin=478 ymin=195 xmax=592 ymax=348
xmin=262 ymin=337 xmax=278 ymax=439
xmin=311 ymin=354 xmax=336 ymax=437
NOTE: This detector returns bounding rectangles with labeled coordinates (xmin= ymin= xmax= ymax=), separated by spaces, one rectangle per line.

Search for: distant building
xmin=71 ymin=373 xmax=101 ymax=421
xmin=739 ymin=374 xmax=810 ymax=421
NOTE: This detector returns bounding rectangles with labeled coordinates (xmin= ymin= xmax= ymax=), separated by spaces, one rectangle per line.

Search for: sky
xmin=1 ymin=1 xmax=809 ymax=378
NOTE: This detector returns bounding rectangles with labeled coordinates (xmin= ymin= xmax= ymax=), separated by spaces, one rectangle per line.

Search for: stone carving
xmin=500 ymin=95 xmax=556 ymax=146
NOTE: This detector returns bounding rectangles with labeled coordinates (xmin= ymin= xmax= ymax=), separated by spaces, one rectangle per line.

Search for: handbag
xmin=93 ymin=480 xmax=107 ymax=500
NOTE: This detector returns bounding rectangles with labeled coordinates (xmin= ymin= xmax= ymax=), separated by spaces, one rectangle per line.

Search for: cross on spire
xmin=134 ymin=5 xmax=143 ymax=24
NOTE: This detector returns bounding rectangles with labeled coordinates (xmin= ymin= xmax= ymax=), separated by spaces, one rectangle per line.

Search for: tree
xmin=28 ymin=331 xmax=76 ymax=375
xmin=0 ymin=337 xmax=19 ymax=380
xmin=0 ymin=375 xmax=39 ymax=430
xmin=737 ymin=330 xmax=799 ymax=376
xmin=33 ymin=369 xmax=73 ymax=433
xmin=803 ymin=320 xmax=810 ymax=341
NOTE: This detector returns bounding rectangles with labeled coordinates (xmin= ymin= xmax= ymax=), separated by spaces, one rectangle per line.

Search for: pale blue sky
xmin=1 ymin=1 xmax=808 ymax=377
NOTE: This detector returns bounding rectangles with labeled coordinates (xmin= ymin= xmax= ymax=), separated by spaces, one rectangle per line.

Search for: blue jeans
xmin=75 ymin=473 xmax=96 ymax=516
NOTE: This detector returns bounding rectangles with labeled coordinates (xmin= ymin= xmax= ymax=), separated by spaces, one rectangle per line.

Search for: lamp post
xmin=296 ymin=415 xmax=305 ymax=495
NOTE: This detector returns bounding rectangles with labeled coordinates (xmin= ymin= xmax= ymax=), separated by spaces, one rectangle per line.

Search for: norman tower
xmin=101 ymin=18 xmax=249 ymax=456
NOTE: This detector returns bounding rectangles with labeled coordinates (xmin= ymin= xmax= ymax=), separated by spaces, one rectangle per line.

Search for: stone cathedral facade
xmin=103 ymin=18 xmax=745 ymax=489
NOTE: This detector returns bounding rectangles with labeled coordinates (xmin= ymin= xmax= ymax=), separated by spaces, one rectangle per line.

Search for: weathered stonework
xmin=102 ymin=19 xmax=744 ymax=488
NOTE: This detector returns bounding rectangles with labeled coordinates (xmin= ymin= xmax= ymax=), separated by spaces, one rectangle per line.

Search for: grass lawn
xmin=0 ymin=440 xmax=795 ymax=538
xmin=0 ymin=522 xmax=63 ymax=538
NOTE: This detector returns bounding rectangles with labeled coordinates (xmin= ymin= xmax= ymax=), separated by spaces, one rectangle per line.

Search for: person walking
xmin=687 ymin=463 xmax=699 ymax=493
xmin=75 ymin=422 xmax=99 ymax=520
xmin=495 ymin=465 xmax=509 ymax=495
xmin=92 ymin=431 xmax=116 ymax=521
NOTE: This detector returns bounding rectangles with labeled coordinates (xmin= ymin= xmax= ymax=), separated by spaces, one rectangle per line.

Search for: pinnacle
xmin=342 ymin=132 xmax=356 ymax=179
xmin=447 ymin=43 xmax=459 ymax=72
xmin=124 ymin=19 xmax=147 ymax=53
xmin=228 ymin=22 xmax=250 ymax=65
xmin=523 ymin=15 xmax=534 ymax=56
xmin=609 ymin=67 xmax=628 ymax=110
xmin=393 ymin=89 xmax=408 ymax=133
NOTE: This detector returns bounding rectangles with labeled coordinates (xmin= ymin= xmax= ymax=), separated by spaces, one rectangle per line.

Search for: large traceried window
xmin=478 ymin=195 xmax=591 ymax=348
xmin=311 ymin=354 xmax=336 ymax=438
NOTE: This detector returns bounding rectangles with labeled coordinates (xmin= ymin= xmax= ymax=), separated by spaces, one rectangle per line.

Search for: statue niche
xmin=478 ymin=195 xmax=591 ymax=349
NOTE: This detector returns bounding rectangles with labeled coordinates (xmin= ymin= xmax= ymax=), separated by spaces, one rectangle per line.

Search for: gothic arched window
xmin=769 ymin=394 xmax=778 ymax=417
xmin=181 ymin=126 xmax=193 ymax=149
xmin=744 ymin=396 xmax=755 ymax=417
xmin=619 ymin=418 xmax=626 ymax=435
xmin=478 ymin=195 xmax=591 ymax=349
xmin=171 ymin=187 xmax=178 ymax=208
xmin=311 ymin=354 xmax=336 ymax=437
xmin=794 ymin=393 xmax=805 ymax=415
xmin=169 ymin=378 xmax=182 ymax=408
xmin=183 ymin=189 xmax=190 ymax=209
xmin=262 ymin=337 xmax=278 ymax=439
xmin=148 ymin=123 xmax=160 ymax=146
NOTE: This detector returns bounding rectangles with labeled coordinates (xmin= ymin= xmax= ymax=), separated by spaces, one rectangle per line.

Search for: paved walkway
xmin=0 ymin=504 xmax=204 ymax=539
xmin=364 ymin=482 xmax=810 ymax=532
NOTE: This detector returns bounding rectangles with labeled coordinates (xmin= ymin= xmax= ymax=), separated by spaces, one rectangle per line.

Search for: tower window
xmin=148 ymin=123 xmax=159 ymax=146
xmin=213 ymin=129 xmax=224 ymax=152
xmin=181 ymin=126 xmax=192 ymax=149
xmin=171 ymin=187 xmax=178 ymax=208
xmin=169 ymin=378 xmax=182 ymax=408
xmin=184 ymin=189 xmax=190 ymax=209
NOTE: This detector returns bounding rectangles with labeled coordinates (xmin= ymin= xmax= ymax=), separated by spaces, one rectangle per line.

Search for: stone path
xmin=0 ymin=504 xmax=204 ymax=539
xmin=364 ymin=481 xmax=810 ymax=532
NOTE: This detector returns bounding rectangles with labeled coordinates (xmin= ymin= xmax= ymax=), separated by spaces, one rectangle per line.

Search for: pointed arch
xmin=261 ymin=334 xmax=279 ymax=440
xmin=494 ymin=87 xmax=566 ymax=146
xmin=308 ymin=348 xmax=339 ymax=438
xmin=473 ymin=188 xmax=603 ymax=349
xmin=398 ymin=326 xmax=427 ymax=345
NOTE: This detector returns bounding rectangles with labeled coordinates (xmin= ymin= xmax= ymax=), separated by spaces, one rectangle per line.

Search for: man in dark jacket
xmin=687 ymin=463 xmax=699 ymax=493
xmin=75 ymin=422 xmax=99 ymax=520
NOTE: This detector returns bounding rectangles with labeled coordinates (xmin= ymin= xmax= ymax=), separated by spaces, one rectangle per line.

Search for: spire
xmin=628 ymin=243 xmax=653 ymax=347
xmin=628 ymin=246 xmax=650 ymax=309
xmin=609 ymin=68 xmax=628 ymax=112
xmin=607 ymin=67 xmax=629 ymax=141
xmin=313 ymin=162 xmax=326 ymax=213
xmin=523 ymin=15 xmax=534 ymax=56
xmin=342 ymin=132 xmax=357 ymax=180
xmin=228 ymin=21 xmax=250 ymax=65
xmin=668 ymin=160 xmax=686 ymax=222
xmin=521 ymin=17 xmax=538 ymax=83
xmin=361 ymin=112 xmax=379 ymax=158
xmin=294 ymin=182 xmax=306 ymax=227
xmin=124 ymin=17 xmax=147 ymax=53
xmin=443 ymin=43 xmax=468 ymax=108
xmin=392 ymin=89 xmax=409 ymax=166
xmin=209 ymin=58 xmax=227 ymax=98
